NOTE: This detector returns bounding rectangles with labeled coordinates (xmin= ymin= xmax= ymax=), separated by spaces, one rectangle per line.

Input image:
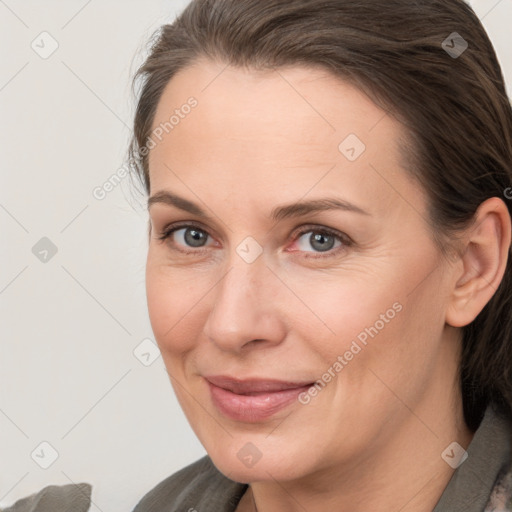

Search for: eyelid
xmin=291 ymin=224 xmax=352 ymax=243
xmin=157 ymin=220 xmax=211 ymax=240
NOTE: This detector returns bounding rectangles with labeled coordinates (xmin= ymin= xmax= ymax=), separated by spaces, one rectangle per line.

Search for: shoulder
xmin=1 ymin=483 xmax=91 ymax=512
xmin=132 ymin=455 xmax=248 ymax=512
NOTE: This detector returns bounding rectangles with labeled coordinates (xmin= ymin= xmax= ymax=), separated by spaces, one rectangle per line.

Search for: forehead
xmin=150 ymin=58 xmax=390 ymax=149
xmin=148 ymin=58 xmax=424 ymax=218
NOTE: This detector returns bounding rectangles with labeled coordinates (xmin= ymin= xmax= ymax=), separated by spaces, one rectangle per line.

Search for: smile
xmin=205 ymin=376 xmax=315 ymax=422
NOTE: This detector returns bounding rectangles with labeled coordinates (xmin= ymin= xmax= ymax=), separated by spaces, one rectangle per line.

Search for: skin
xmin=145 ymin=58 xmax=511 ymax=512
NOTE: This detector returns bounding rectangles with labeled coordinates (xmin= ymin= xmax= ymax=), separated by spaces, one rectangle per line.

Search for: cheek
xmin=145 ymin=256 xmax=208 ymax=355
xmin=292 ymin=258 xmax=441 ymax=384
xmin=338 ymin=274 xmax=447 ymax=402
xmin=288 ymin=272 xmax=404 ymax=360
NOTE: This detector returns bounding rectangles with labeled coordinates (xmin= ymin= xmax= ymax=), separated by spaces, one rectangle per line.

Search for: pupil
xmin=311 ymin=232 xmax=334 ymax=252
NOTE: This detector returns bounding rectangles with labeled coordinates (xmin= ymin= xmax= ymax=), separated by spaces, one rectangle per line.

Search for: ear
xmin=446 ymin=197 xmax=511 ymax=328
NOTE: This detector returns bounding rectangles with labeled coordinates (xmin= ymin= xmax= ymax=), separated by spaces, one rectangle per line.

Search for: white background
xmin=1 ymin=0 xmax=511 ymax=510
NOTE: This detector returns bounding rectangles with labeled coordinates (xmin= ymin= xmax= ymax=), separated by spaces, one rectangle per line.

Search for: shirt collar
xmin=433 ymin=405 xmax=512 ymax=511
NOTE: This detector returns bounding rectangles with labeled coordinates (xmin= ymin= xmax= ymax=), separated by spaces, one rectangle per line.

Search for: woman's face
xmin=146 ymin=59 xmax=462 ymax=482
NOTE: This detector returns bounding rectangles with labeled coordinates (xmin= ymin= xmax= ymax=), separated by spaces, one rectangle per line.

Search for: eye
xmin=290 ymin=226 xmax=351 ymax=257
xmin=156 ymin=222 xmax=352 ymax=258
xmin=157 ymin=223 xmax=217 ymax=253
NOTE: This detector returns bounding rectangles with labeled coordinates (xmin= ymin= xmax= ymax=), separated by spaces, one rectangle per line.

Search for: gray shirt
xmin=0 ymin=483 xmax=91 ymax=512
xmin=2 ymin=406 xmax=511 ymax=511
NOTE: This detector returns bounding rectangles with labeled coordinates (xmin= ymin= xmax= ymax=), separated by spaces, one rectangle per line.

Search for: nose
xmin=202 ymin=255 xmax=286 ymax=353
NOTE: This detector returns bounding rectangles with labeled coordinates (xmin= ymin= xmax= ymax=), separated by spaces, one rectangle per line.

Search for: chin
xmin=204 ymin=437 xmax=316 ymax=484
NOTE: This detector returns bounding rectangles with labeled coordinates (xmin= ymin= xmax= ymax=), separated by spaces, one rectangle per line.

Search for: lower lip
xmin=207 ymin=381 xmax=312 ymax=422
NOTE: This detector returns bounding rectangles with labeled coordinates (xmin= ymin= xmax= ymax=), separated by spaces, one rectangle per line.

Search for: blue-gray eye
xmin=159 ymin=226 xmax=209 ymax=248
xmin=176 ymin=227 xmax=209 ymax=247
xmin=296 ymin=230 xmax=342 ymax=253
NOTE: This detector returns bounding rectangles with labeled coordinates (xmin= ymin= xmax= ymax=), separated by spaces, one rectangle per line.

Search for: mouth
xmin=204 ymin=375 xmax=315 ymax=422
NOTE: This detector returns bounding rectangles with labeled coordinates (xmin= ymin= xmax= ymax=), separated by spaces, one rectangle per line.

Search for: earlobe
xmin=446 ymin=197 xmax=511 ymax=328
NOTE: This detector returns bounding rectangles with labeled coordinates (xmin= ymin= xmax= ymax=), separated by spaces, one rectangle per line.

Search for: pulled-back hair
xmin=128 ymin=0 xmax=512 ymax=431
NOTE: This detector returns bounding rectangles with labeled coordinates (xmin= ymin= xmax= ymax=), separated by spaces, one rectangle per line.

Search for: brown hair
xmin=128 ymin=0 xmax=512 ymax=430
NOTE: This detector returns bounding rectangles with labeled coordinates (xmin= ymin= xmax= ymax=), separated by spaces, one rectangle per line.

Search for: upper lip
xmin=205 ymin=375 xmax=314 ymax=394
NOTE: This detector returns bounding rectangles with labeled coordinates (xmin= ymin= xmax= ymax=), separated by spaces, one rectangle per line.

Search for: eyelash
xmin=156 ymin=222 xmax=353 ymax=258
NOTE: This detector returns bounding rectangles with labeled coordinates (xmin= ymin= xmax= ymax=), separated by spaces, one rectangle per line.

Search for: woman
xmin=126 ymin=0 xmax=512 ymax=511
xmin=4 ymin=0 xmax=509 ymax=511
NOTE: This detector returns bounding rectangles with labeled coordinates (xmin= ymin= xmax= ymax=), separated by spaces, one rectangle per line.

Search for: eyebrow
xmin=147 ymin=190 xmax=371 ymax=221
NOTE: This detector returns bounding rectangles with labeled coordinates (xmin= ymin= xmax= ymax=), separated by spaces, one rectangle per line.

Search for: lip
xmin=205 ymin=375 xmax=314 ymax=422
